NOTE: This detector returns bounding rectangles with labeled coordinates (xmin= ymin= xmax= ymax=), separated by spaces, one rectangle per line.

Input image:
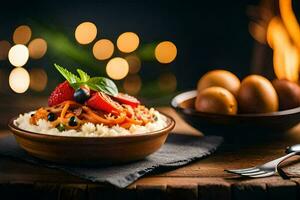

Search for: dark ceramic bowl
xmin=8 ymin=114 xmax=175 ymax=164
xmin=171 ymin=90 xmax=300 ymax=136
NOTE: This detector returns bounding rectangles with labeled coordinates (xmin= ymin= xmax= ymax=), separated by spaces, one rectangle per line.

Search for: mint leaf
xmin=54 ymin=64 xmax=80 ymax=84
xmin=86 ymin=77 xmax=118 ymax=96
xmin=54 ymin=64 xmax=118 ymax=96
xmin=77 ymin=69 xmax=90 ymax=82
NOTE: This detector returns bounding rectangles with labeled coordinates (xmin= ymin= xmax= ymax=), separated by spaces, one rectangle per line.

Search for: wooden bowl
xmin=8 ymin=114 xmax=175 ymax=165
xmin=171 ymin=90 xmax=300 ymax=136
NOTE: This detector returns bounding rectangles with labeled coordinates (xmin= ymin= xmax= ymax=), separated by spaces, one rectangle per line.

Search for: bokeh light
xmin=123 ymin=74 xmax=142 ymax=95
xmin=13 ymin=25 xmax=32 ymax=44
xmin=9 ymin=67 xmax=30 ymax=93
xmin=106 ymin=57 xmax=129 ymax=80
xmin=28 ymin=38 xmax=47 ymax=59
xmin=267 ymin=17 xmax=289 ymax=49
xmin=0 ymin=40 xmax=11 ymax=60
xmin=158 ymin=72 xmax=177 ymax=92
xmin=117 ymin=32 xmax=139 ymax=53
xmin=75 ymin=22 xmax=97 ymax=44
xmin=125 ymin=55 xmax=141 ymax=74
xmin=29 ymin=68 xmax=48 ymax=91
xmin=92 ymin=39 xmax=114 ymax=60
xmin=279 ymin=0 xmax=300 ymax=50
xmin=155 ymin=41 xmax=177 ymax=64
xmin=248 ymin=22 xmax=266 ymax=44
xmin=8 ymin=44 xmax=29 ymax=67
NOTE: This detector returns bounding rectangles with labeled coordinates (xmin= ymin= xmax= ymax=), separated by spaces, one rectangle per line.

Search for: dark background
xmin=0 ymin=0 xmax=257 ymax=95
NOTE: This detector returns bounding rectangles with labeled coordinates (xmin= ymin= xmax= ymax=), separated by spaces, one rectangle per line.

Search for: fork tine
xmin=225 ymin=167 xmax=256 ymax=173
xmin=248 ymin=171 xmax=275 ymax=178
xmin=241 ymin=170 xmax=267 ymax=176
xmin=225 ymin=167 xmax=258 ymax=173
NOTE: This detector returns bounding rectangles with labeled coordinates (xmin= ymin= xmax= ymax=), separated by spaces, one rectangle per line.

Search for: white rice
xmin=14 ymin=109 xmax=168 ymax=137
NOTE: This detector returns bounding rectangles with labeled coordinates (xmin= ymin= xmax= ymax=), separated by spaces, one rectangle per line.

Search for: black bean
xmin=68 ymin=116 xmax=78 ymax=126
xmin=47 ymin=112 xmax=57 ymax=121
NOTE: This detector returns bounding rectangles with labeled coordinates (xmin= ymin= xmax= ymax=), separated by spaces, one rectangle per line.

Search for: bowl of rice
xmin=7 ymin=64 xmax=175 ymax=164
xmin=9 ymin=111 xmax=175 ymax=164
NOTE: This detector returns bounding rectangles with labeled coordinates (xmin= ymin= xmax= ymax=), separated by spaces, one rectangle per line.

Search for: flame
xmin=265 ymin=0 xmax=300 ymax=82
xmin=266 ymin=17 xmax=289 ymax=49
xmin=273 ymin=44 xmax=299 ymax=82
xmin=279 ymin=0 xmax=300 ymax=49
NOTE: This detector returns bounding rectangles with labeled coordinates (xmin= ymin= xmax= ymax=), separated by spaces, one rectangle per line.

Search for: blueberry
xmin=56 ymin=123 xmax=65 ymax=132
xmin=47 ymin=112 xmax=57 ymax=121
xmin=68 ymin=116 xmax=78 ymax=126
xmin=74 ymin=87 xmax=90 ymax=104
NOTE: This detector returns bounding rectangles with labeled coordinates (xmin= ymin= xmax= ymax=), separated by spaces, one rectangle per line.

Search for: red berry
xmin=48 ymin=81 xmax=75 ymax=106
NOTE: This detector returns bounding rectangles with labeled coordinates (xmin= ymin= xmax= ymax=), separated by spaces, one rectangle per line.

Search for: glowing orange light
xmin=75 ymin=22 xmax=97 ymax=45
xmin=9 ymin=67 xmax=30 ymax=93
xmin=125 ymin=55 xmax=141 ymax=74
xmin=106 ymin=57 xmax=129 ymax=80
xmin=28 ymin=38 xmax=47 ymax=59
xmin=29 ymin=68 xmax=48 ymax=91
xmin=249 ymin=22 xmax=266 ymax=44
xmin=93 ymin=39 xmax=114 ymax=60
xmin=123 ymin=74 xmax=142 ymax=95
xmin=273 ymin=46 xmax=299 ymax=82
xmin=267 ymin=17 xmax=289 ymax=49
xmin=158 ymin=72 xmax=177 ymax=92
xmin=13 ymin=25 xmax=32 ymax=44
xmin=117 ymin=32 xmax=139 ymax=53
xmin=279 ymin=0 xmax=300 ymax=49
xmin=0 ymin=40 xmax=11 ymax=60
xmin=155 ymin=41 xmax=177 ymax=64
xmin=267 ymin=16 xmax=300 ymax=82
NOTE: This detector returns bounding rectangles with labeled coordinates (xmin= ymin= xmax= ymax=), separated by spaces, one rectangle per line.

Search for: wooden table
xmin=1 ymin=107 xmax=300 ymax=200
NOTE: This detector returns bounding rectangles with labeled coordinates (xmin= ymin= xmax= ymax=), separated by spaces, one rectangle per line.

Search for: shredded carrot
xmin=125 ymin=117 xmax=143 ymax=125
xmin=82 ymin=106 xmax=111 ymax=124
xmin=30 ymin=100 xmax=155 ymax=130
xmin=120 ymin=122 xmax=132 ymax=129
xmin=60 ymin=102 xmax=70 ymax=118
xmin=107 ymin=112 xmax=126 ymax=125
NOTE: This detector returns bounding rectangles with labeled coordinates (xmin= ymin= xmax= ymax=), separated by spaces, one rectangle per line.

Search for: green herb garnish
xmin=56 ymin=123 xmax=65 ymax=132
xmin=54 ymin=64 xmax=118 ymax=96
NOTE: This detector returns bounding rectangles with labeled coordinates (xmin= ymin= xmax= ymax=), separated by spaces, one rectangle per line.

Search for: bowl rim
xmin=8 ymin=112 xmax=175 ymax=141
xmin=171 ymin=90 xmax=300 ymax=118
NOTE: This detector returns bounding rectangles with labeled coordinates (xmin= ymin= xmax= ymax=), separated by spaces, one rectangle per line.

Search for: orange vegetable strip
xmin=60 ymin=102 xmax=70 ymax=118
xmin=125 ymin=117 xmax=143 ymax=125
xmin=50 ymin=118 xmax=61 ymax=127
xmin=120 ymin=122 xmax=132 ymax=129
xmin=81 ymin=113 xmax=101 ymax=124
xmin=109 ymin=112 xmax=126 ymax=125
xmin=82 ymin=106 xmax=111 ymax=124
xmin=65 ymin=112 xmax=74 ymax=118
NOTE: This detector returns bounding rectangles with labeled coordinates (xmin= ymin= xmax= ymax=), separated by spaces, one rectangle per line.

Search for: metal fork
xmin=225 ymin=144 xmax=300 ymax=178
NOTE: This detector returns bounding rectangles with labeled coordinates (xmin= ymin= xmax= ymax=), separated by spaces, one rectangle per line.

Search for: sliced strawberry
xmin=48 ymin=81 xmax=75 ymax=106
xmin=87 ymin=92 xmax=123 ymax=114
xmin=113 ymin=93 xmax=140 ymax=107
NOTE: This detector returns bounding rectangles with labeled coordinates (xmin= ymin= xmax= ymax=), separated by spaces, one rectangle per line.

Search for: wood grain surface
xmin=1 ymin=107 xmax=300 ymax=199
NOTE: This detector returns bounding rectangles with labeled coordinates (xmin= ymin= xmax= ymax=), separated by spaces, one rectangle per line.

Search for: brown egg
xmin=195 ymin=87 xmax=237 ymax=115
xmin=237 ymin=75 xmax=278 ymax=113
xmin=197 ymin=70 xmax=240 ymax=96
xmin=272 ymin=79 xmax=300 ymax=110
